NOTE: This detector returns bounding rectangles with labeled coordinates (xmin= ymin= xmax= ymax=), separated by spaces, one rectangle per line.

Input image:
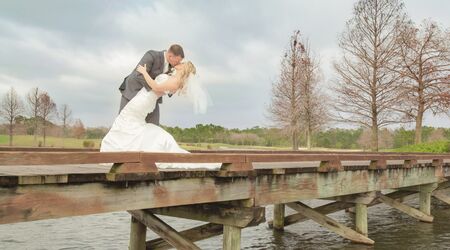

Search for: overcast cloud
xmin=0 ymin=0 xmax=449 ymax=128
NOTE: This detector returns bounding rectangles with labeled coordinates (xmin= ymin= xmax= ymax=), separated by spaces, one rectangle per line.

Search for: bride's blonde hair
xmin=177 ymin=61 xmax=196 ymax=94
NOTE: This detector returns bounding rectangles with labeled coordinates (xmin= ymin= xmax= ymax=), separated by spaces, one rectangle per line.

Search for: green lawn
xmin=0 ymin=134 xmax=102 ymax=148
xmin=0 ymin=135 xmax=292 ymax=150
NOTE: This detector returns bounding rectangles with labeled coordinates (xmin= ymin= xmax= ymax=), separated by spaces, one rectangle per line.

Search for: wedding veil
xmin=181 ymin=72 xmax=212 ymax=114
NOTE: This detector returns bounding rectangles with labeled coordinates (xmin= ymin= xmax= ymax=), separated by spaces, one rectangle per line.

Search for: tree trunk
xmin=306 ymin=125 xmax=312 ymax=150
xmin=415 ymin=111 xmax=423 ymax=144
xmin=43 ymin=125 xmax=46 ymax=147
xmin=415 ymin=84 xmax=425 ymax=144
xmin=370 ymin=123 xmax=378 ymax=152
xmin=8 ymin=122 xmax=13 ymax=147
xmin=292 ymin=129 xmax=298 ymax=150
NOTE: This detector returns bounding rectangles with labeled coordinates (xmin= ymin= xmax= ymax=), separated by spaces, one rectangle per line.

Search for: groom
xmin=118 ymin=44 xmax=185 ymax=125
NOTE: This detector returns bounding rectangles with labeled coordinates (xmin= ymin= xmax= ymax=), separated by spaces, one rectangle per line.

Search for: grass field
xmin=0 ymin=134 xmax=387 ymax=152
xmin=0 ymin=134 xmax=296 ymax=150
xmin=0 ymin=135 xmax=102 ymax=148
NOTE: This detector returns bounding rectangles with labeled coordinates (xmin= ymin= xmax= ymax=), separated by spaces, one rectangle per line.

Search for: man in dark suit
xmin=118 ymin=44 xmax=184 ymax=125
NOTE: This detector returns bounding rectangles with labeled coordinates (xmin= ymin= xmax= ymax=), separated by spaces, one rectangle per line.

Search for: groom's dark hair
xmin=168 ymin=44 xmax=184 ymax=58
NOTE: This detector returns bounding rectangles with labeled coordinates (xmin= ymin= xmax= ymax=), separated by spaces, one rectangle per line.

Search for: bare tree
xmin=268 ymin=30 xmax=304 ymax=150
xmin=298 ymin=41 xmax=329 ymax=150
xmin=58 ymin=104 xmax=72 ymax=147
xmin=0 ymin=87 xmax=23 ymax=146
xmin=38 ymin=92 xmax=56 ymax=146
xmin=26 ymin=87 xmax=42 ymax=144
xmin=334 ymin=0 xmax=407 ymax=151
xmin=72 ymin=119 xmax=86 ymax=139
xmin=393 ymin=20 xmax=450 ymax=144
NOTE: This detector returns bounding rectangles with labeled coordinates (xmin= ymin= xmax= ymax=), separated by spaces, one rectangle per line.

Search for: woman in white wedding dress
xmin=101 ymin=61 xmax=220 ymax=170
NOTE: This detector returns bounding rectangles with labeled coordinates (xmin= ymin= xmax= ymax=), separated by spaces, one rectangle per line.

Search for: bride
xmin=101 ymin=61 xmax=220 ymax=170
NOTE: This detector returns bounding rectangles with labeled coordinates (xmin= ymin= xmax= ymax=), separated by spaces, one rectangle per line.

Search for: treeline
xmin=164 ymin=124 xmax=450 ymax=151
xmin=268 ymin=0 xmax=450 ymax=152
xmin=0 ymin=86 xmax=108 ymax=147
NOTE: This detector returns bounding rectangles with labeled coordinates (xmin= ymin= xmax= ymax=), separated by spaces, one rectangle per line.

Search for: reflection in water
xmin=0 ymin=196 xmax=449 ymax=250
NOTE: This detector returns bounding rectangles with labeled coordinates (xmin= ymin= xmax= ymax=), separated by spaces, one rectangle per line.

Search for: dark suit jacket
xmin=119 ymin=50 xmax=165 ymax=105
xmin=118 ymin=50 xmax=174 ymax=125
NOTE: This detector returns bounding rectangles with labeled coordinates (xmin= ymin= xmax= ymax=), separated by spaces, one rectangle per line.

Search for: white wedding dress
xmin=101 ymin=74 xmax=220 ymax=169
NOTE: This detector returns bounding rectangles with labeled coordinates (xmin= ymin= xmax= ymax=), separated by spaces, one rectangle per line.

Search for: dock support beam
xmin=378 ymin=194 xmax=433 ymax=222
xmin=286 ymin=202 xmax=374 ymax=245
xmin=433 ymin=190 xmax=450 ymax=205
xmin=273 ymin=204 xmax=285 ymax=231
xmin=355 ymin=203 xmax=368 ymax=236
xmin=223 ymin=225 xmax=241 ymax=250
xmin=129 ymin=216 xmax=147 ymax=250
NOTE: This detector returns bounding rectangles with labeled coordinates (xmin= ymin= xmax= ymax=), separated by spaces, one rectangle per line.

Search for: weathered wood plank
xmin=255 ymin=167 xmax=438 ymax=206
xmin=0 ymin=177 xmax=253 ymax=225
xmin=0 ymin=152 xmax=141 ymax=165
xmin=318 ymin=160 xmax=343 ymax=172
xmin=246 ymin=154 xmax=450 ymax=162
xmin=129 ymin=210 xmax=200 ymax=250
xmin=110 ymin=162 xmax=158 ymax=173
xmin=286 ymin=202 xmax=374 ymax=245
xmin=0 ymin=151 xmax=448 ymax=166
xmin=0 ymin=152 xmax=247 ymax=166
xmin=191 ymin=149 xmax=450 ymax=156
xmin=146 ymin=223 xmax=223 ymax=250
xmin=1 ymin=169 xmax=442 ymax=225
xmin=369 ymin=159 xmax=387 ymax=170
xmin=129 ymin=216 xmax=147 ymax=250
xmin=378 ymin=194 xmax=433 ymax=222
xmin=321 ymin=192 xmax=378 ymax=205
xmin=150 ymin=204 xmax=265 ymax=227
xmin=223 ymin=225 xmax=241 ymax=250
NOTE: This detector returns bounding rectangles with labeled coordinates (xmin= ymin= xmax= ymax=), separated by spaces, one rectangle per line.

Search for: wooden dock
xmin=0 ymin=147 xmax=449 ymax=249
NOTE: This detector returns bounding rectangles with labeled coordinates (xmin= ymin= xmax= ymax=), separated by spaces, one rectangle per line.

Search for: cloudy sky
xmin=0 ymin=0 xmax=449 ymax=129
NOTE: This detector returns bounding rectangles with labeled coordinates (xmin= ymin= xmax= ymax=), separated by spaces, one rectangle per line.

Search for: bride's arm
xmin=136 ymin=64 xmax=179 ymax=93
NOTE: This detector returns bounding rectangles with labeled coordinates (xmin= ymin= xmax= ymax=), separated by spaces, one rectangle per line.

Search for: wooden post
xmin=419 ymin=190 xmax=432 ymax=216
xmin=223 ymin=225 xmax=241 ymax=250
xmin=129 ymin=216 xmax=147 ymax=250
xmin=355 ymin=203 xmax=368 ymax=236
xmin=419 ymin=184 xmax=437 ymax=216
xmin=273 ymin=204 xmax=285 ymax=231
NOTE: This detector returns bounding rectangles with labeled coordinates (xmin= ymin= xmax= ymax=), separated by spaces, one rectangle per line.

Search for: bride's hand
xmin=136 ymin=64 xmax=147 ymax=74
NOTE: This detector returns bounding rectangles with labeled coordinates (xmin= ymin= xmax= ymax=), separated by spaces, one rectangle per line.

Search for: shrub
xmin=83 ymin=140 xmax=95 ymax=148
xmin=393 ymin=140 xmax=450 ymax=153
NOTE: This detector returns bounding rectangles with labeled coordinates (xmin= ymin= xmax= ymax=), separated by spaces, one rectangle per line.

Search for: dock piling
xmin=129 ymin=216 xmax=147 ymax=250
xmin=223 ymin=225 xmax=241 ymax=250
xmin=273 ymin=204 xmax=285 ymax=231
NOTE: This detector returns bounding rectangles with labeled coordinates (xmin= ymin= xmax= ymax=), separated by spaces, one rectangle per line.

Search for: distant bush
xmin=83 ymin=140 xmax=95 ymax=148
xmin=393 ymin=140 xmax=450 ymax=153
